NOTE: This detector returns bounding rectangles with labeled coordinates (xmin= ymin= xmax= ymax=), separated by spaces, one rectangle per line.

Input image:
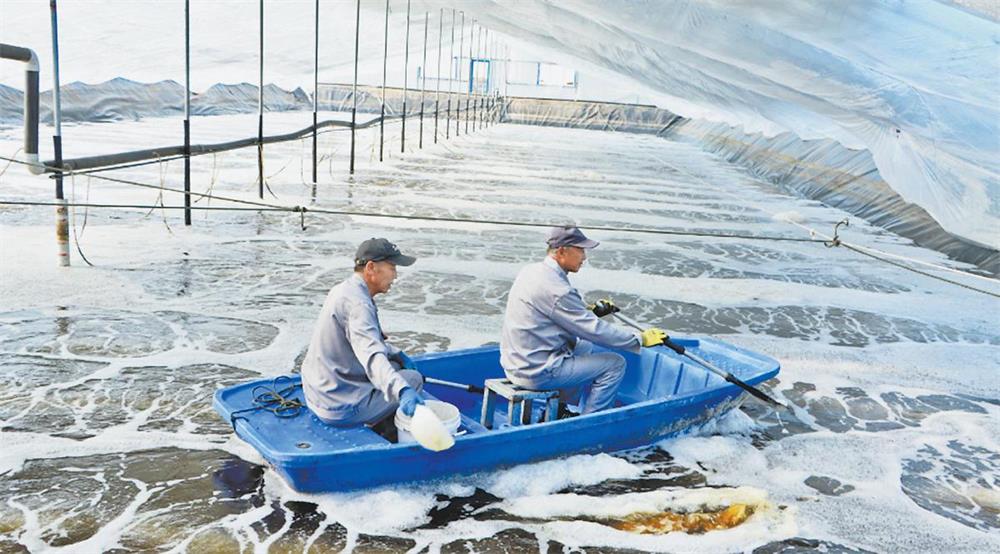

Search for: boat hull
xmin=214 ymin=339 xmax=779 ymax=492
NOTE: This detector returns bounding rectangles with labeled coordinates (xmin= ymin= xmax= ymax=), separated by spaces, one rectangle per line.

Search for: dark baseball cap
xmin=546 ymin=226 xmax=600 ymax=249
xmin=354 ymin=238 xmax=416 ymax=266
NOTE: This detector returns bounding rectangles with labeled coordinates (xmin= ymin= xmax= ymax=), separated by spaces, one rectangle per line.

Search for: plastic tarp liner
xmin=0 ymin=79 xmax=312 ymax=124
xmin=319 ymin=83 xmax=486 ymax=117
xmin=458 ymin=0 xmax=1000 ymax=251
xmin=503 ymin=96 xmax=681 ymax=135
xmin=496 ymin=95 xmax=998 ymax=274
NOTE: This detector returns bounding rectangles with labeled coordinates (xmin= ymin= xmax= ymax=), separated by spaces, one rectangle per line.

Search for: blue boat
xmin=213 ymin=338 xmax=779 ymax=493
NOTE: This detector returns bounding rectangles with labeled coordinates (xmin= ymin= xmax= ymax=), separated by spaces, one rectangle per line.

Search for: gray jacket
xmin=301 ymin=274 xmax=409 ymax=422
xmin=500 ymin=256 xmax=640 ymax=379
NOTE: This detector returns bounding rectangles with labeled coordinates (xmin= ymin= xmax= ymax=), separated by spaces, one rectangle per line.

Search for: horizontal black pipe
xmin=42 ymin=112 xmax=405 ymax=173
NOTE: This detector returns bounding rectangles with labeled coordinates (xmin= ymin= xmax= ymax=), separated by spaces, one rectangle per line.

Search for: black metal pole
xmin=474 ymin=25 xmax=483 ymax=132
xmin=50 ymin=0 xmax=68 ymax=266
xmin=257 ymin=0 xmax=264 ymax=198
xmin=312 ymin=0 xmax=318 ymax=185
xmin=486 ymin=35 xmax=492 ymax=127
xmin=379 ymin=0 xmax=389 ymax=162
xmin=465 ymin=19 xmax=472 ymax=135
xmin=446 ymin=9 xmax=455 ymax=140
xmin=481 ymin=29 xmax=488 ymax=129
xmin=434 ymin=8 xmax=442 ymax=144
xmin=457 ymin=12 xmax=464 ymax=137
xmin=184 ymin=0 xmax=191 ymax=225
xmin=350 ymin=0 xmax=360 ymax=174
xmin=419 ymin=10 xmax=427 ymax=149
xmin=401 ymin=0 xmax=410 ymax=154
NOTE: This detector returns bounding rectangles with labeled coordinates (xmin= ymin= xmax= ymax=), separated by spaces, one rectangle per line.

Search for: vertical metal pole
xmin=465 ymin=19 xmax=472 ymax=134
xmin=472 ymin=23 xmax=479 ymax=132
xmin=183 ymin=0 xmax=191 ymax=225
xmin=401 ymin=0 xmax=410 ymax=154
xmin=491 ymin=35 xmax=496 ymax=125
xmin=434 ymin=9 xmax=442 ymax=143
xmin=379 ymin=0 xmax=389 ymax=162
xmin=49 ymin=0 xmax=68 ymax=266
xmin=457 ymin=12 xmax=464 ymax=137
xmin=481 ymin=29 xmax=487 ymax=128
xmin=487 ymin=35 xmax=493 ymax=126
xmin=257 ymin=0 xmax=266 ymax=197
xmin=350 ymin=0 xmax=360 ymax=174
xmin=446 ymin=9 xmax=455 ymax=140
xmin=475 ymin=25 xmax=483 ymax=131
xmin=312 ymin=0 xmax=319 ymax=186
xmin=484 ymin=34 xmax=490 ymax=127
xmin=479 ymin=29 xmax=492 ymax=129
xmin=419 ymin=11 xmax=427 ymax=149
xmin=483 ymin=33 xmax=488 ymax=128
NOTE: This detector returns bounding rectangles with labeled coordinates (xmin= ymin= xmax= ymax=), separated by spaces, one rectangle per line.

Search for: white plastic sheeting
xmin=451 ymin=0 xmax=999 ymax=249
xmin=2 ymin=0 xmax=996 ymax=248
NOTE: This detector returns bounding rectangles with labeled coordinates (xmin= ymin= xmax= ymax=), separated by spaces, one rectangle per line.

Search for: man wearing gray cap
xmin=500 ymin=226 xmax=667 ymax=415
xmin=301 ymin=237 xmax=425 ymax=427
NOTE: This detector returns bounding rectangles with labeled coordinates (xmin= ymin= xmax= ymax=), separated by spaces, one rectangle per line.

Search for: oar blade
xmin=724 ymin=374 xmax=787 ymax=411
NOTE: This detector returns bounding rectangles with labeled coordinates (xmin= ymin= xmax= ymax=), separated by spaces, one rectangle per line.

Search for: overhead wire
xmin=4 ymin=129 xmax=997 ymax=298
xmin=646 ymin=152 xmax=1000 ymax=298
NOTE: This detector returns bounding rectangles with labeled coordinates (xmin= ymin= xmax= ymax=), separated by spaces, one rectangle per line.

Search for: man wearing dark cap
xmin=301 ymin=238 xmax=425 ymax=427
xmin=500 ymin=226 xmax=667 ymax=415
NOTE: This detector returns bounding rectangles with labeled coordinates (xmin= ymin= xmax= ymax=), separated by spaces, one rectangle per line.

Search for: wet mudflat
xmin=1 ymin=116 xmax=997 ymax=552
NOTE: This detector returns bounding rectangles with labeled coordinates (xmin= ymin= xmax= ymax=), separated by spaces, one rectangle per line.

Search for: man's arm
xmin=345 ymin=304 xmax=410 ymax=402
xmin=549 ymin=291 xmax=641 ymax=352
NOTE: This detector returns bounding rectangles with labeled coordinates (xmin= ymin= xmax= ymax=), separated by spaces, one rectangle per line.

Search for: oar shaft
xmin=425 ymin=376 xmax=484 ymax=394
xmin=610 ymin=312 xmax=787 ymax=410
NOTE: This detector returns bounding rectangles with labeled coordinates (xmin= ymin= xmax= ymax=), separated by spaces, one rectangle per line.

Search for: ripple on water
xmin=0 ymin=448 xmax=261 ymax=551
xmin=0 ymin=354 xmax=108 ymax=433
xmin=901 ymin=440 xmax=1000 ymax=532
xmin=0 ymin=309 xmax=279 ymax=358
xmin=1 ymin=358 xmax=258 ymax=438
xmin=591 ymin=295 xmax=998 ymax=347
xmin=743 ymin=380 xmax=994 ymax=440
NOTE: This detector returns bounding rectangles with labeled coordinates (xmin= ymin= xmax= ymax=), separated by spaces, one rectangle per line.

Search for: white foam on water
xmin=1 ymin=116 xmax=997 ymax=552
xmin=479 ymin=452 xmax=644 ymax=499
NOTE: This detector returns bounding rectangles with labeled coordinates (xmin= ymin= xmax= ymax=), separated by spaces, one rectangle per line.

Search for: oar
xmin=424 ymin=376 xmax=484 ymax=394
xmin=610 ymin=312 xmax=788 ymax=411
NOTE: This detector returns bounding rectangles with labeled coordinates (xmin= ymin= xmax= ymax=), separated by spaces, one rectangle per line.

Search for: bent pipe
xmin=0 ymin=43 xmax=41 ymax=174
xmin=41 ymin=111 xmax=407 ymax=173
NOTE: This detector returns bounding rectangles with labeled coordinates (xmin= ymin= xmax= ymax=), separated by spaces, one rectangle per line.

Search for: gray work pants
xmin=319 ymin=368 xmax=423 ymax=427
xmin=508 ymin=340 xmax=626 ymax=414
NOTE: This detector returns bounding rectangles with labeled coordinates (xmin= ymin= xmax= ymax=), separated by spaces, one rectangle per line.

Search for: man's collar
xmin=543 ymin=255 xmax=567 ymax=277
xmin=349 ymin=273 xmax=374 ymax=299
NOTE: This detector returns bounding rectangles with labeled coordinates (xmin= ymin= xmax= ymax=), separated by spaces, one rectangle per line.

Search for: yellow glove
xmin=640 ymin=327 xmax=667 ymax=347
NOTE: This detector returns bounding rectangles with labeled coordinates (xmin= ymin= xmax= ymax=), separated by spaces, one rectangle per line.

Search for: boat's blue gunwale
xmin=216 ymin=363 xmax=777 ymax=469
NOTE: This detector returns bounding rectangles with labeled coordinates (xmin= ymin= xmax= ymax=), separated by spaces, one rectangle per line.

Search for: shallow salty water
xmin=1 ymin=114 xmax=998 ymax=553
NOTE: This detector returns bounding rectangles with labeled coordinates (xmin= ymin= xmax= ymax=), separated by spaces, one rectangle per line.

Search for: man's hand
xmin=392 ymin=351 xmax=418 ymax=370
xmin=588 ymin=298 xmax=621 ymax=318
xmin=398 ymin=387 xmax=425 ymax=417
xmin=640 ymin=327 xmax=667 ymax=347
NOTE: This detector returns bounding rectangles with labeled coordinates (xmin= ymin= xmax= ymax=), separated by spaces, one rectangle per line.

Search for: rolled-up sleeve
xmin=549 ymin=291 xmax=641 ymax=353
xmin=345 ymin=304 xmax=410 ymax=402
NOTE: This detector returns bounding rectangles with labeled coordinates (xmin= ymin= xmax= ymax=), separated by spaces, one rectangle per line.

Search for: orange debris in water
xmin=609 ymin=503 xmax=753 ymax=534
